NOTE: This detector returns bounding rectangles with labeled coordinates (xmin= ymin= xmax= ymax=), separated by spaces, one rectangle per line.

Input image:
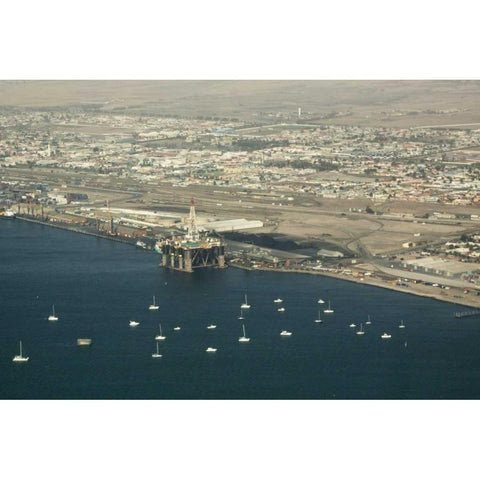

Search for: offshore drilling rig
xmin=159 ymin=199 xmax=226 ymax=272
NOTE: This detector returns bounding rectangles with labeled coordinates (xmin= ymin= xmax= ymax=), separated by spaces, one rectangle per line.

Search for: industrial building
xmin=402 ymin=257 xmax=479 ymax=278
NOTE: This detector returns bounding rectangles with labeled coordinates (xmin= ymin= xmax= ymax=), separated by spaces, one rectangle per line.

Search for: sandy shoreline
xmin=229 ymin=263 xmax=480 ymax=310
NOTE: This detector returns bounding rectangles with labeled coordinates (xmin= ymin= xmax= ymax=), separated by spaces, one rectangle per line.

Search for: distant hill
xmin=1 ymin=80 xmax=480 ymax=127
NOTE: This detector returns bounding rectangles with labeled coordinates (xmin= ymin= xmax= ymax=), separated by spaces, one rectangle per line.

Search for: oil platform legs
xmin=161 ymin=241 xmax=226 ymax=273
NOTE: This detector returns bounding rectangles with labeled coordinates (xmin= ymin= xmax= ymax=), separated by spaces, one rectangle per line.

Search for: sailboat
xmin=280 ymin=330 xmax=292 ymax=336
xmin=48 ymin=304 xmax=58 ymax=321
xmin=151 ymin=341 xmax=162 ymax=358
xmin=381 ymin=333 xmax=392 ymax=339
xmin=206 ymin=347 xmax=217 ymax=353
xmin=323 ymin=300 xmax=334 ymax=314
xmin=155 ymin=323 xmax=166 ymax=340
xmin=317 ymin=298 xmax=325 ymax=304
xmin=274 ymin=298 xmax=283 ymax=303
xmin=399 ymin=320 xmax=405 ymax=329
xmin=365 ymin=315 xmax=372 ymax=325
xmin=173 ymin=326 xmax=181 ymax=331
xmin=207 ymin=324 xmax=217 ymax=329
xmin=356 ymin=323 xmax=365 ymax=335
xmin=12 ymin=341 xmax=29 ymax=362
xmin=277 ymin=307 xmax=286 ymax=312
xmin=349 ymin=323 xmax=356 ymax=328
xmin=241 ymin=294 xmax=251 ymax=309
xmin=314 ymin=310 xmax=323 ymax=323
xmin=238 ymin=324 xmax=250 ymax=342
xmin=149 ymin=295 xmax=159 ymax=311
xmin=129 ymin=319 xmax=140 ymax=327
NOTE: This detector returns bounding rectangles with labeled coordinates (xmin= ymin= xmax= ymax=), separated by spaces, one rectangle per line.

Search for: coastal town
xmin=1 ymin=95 xmax=480 ymax=308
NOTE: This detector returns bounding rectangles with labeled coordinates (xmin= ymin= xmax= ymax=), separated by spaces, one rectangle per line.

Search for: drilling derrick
xmin=186 ymin=197 xmax=199 ymax=242
xmin=160 ymin=198 xmax=226 ymax=273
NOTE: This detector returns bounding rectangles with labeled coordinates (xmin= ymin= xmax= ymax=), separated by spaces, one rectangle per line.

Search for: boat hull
xmin=13 ymin=356 xmax=29 ymax=362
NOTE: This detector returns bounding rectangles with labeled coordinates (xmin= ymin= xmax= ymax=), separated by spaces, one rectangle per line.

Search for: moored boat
xmin=12 ymin=341 xmax=29 ymax=362
xmin=241 ymin=294 xmax=251 ymax=309
xmin=323 ymin=300 xmax=334 ymax=314
xmin=48 ymin=304 xmax=58 ymax=322
xmin=1 ymin=209 xmax=16 ymax=220
xmin=149 ymin=295 xmax=159 ymax=311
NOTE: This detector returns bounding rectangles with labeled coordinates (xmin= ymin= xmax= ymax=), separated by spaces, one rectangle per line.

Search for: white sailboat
xmin=365 ymin=315 xmax=372 ymax=325
xmin=206 ymin=347 xmax=217 ymax=353
xmin=151 ymin=341 xmax=162 ymax=358
xmin=381 ymin=333 xmax=392 ymax=339
xmin=129 ymin=319 xmax=140 ymax=327
xmin=238 ymin=324 xmax=250 ymax=342
xmin=274 ymin=298 xmax=283 ymax=303
xmin=155 ymin=323 xmax=166 ymax=340
xmin=48 ymin=304 xmax=58 ymax=321
xmin=12 ymin=341 xmax=29 ymax=362
xmin=323 ymin=300 xmax=334 ymax=313
xmin=280 ymin=330 xmax=292 ymax=336
xmin=149 ymin=295 xmax=159 ymax=311
xmin=241 ymin=294 xmax=251 ymax=309
xmin=277 ymin=307 xmax=285 ymax=312
xmin=207 ymin=324 xmax=217 ymax=329
xmin=317 ymin=298 xmax=325 ymax=304
xmin=349 ymin=323 xmax=356 ymax=328
xmin=399 ymin=320 xmax=405 ymax=329
xmin=356 ymin=323 xmax=365 ymax=335
xmin=314 ymin=310 xmax=323 ymax=323
xmin=173 ymin=326 xmax=181 ymax=331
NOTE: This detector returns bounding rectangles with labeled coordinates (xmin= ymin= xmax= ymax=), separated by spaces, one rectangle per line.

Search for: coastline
xmin=9 ymin=215 xmax=480 ymax=310
xmin=14 ymin=215 xmax=136 ymax=246
xmin=229 ymin=262 xmax=480 ymax=310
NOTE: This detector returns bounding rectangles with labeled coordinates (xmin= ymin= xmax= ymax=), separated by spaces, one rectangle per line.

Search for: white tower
xmin=186 ymin=198 xmax=199 ymax=241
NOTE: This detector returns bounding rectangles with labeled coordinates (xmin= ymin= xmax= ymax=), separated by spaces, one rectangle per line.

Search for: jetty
xmin=454 ymin=310 xmax=480 ymax=318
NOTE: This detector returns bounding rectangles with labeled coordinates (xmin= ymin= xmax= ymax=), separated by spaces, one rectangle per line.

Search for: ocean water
xmin=1 ymin=219 xmax=480 ymax=399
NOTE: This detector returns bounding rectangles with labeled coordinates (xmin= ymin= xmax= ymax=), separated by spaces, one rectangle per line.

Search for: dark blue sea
xmin=2 ymin=219 xmax=480 ymax=399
